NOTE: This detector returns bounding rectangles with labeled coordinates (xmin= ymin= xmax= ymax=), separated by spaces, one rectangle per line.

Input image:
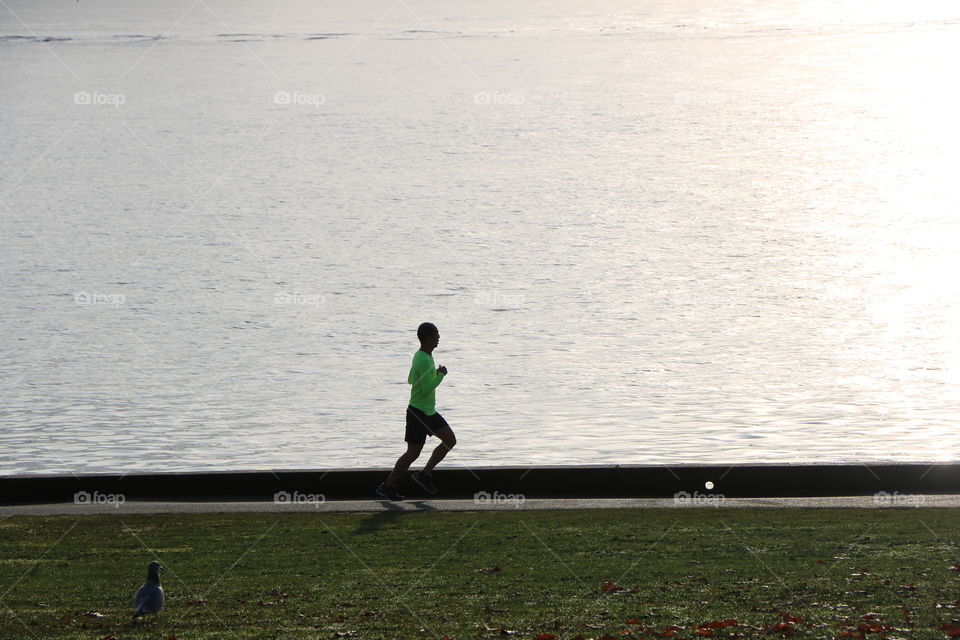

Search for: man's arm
xmin=410 ymin=357 xmax=445 ymax=391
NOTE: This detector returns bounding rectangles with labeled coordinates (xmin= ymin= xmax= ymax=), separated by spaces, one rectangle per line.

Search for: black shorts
xmin=405 ymin=405 xmax=449 ymax=445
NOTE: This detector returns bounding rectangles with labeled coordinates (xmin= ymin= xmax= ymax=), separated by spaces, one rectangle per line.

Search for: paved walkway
xmin=3 ymin=494 xmax=959 ymax=516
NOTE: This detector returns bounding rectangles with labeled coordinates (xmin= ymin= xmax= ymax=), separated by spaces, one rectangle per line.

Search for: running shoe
xmin=411 ymin=470 xmax=438 ymax=495
xmin=375 ymin=483 xmax=404 ymax=501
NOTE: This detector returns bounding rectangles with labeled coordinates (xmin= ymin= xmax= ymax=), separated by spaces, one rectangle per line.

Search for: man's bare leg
xmin=422 ymin=426 xmax=456 ymax=474
xmin=386 ymin=442 xmax=424 ymax=487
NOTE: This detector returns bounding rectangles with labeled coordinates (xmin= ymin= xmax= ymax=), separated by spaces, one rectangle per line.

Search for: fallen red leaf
xmin=653 ymin=625 xmax=684 ymax=637
xmin=534 ymin=634 xmax=556 ymax=640
xmin=700 ymin=619 xmax=737 ymax=629
xmin=475 ymin=566 xmax=502 ymax=573
xmin=942 ymin=623 xmax=960 ymax=637
xmin=600 ymin=580 xmax=637 ymax=594
xmin=765 ymin=621 xmax=794 ymax=635
xmin=778 ymin=611 xmax=804 ymax=624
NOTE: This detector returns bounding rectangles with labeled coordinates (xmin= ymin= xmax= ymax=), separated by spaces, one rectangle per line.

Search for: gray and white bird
xmin=132 ymin=561 xmax=164 ymax=619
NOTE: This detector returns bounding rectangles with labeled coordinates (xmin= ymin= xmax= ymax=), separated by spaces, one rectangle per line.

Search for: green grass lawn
xmin=2 ymin=508 xmax=960 ymax=639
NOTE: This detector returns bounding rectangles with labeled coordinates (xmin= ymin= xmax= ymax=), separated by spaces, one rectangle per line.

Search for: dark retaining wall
xmin=2 ymin=464 xmax=958 ymax=504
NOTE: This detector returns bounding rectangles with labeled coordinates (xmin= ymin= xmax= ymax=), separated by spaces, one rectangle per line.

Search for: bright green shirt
xmin=408 ymin=350 xmax=445 ymax=415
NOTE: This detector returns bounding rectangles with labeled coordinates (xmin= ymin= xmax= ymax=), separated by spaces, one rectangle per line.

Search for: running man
xmin=376 ymin=322 xmax=457 ymax=500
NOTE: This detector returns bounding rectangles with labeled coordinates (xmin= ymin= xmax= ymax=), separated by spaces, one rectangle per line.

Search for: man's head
xmin=417 ymin=322 xmax=439 ymax=349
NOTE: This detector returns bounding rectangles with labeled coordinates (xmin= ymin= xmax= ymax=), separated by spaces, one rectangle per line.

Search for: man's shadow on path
xmin=352 ymin=500 xmax=438 ymax=536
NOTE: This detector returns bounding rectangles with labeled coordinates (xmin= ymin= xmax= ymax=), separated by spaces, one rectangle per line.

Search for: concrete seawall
xmin=2 ymin=463 xmax=958 ymax=505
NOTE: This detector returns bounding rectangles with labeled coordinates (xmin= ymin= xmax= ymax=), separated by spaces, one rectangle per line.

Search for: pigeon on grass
xmin=132 ymin=561 xmax=164 ymax=620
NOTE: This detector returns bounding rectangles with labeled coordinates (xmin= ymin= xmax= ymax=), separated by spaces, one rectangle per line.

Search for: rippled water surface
xmin=2 ymin=0 xmax=960 ymax=475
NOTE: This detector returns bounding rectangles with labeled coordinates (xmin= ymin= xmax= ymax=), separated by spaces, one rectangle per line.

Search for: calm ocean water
xmin=2 ymin=0 xmax=959 ymax=476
